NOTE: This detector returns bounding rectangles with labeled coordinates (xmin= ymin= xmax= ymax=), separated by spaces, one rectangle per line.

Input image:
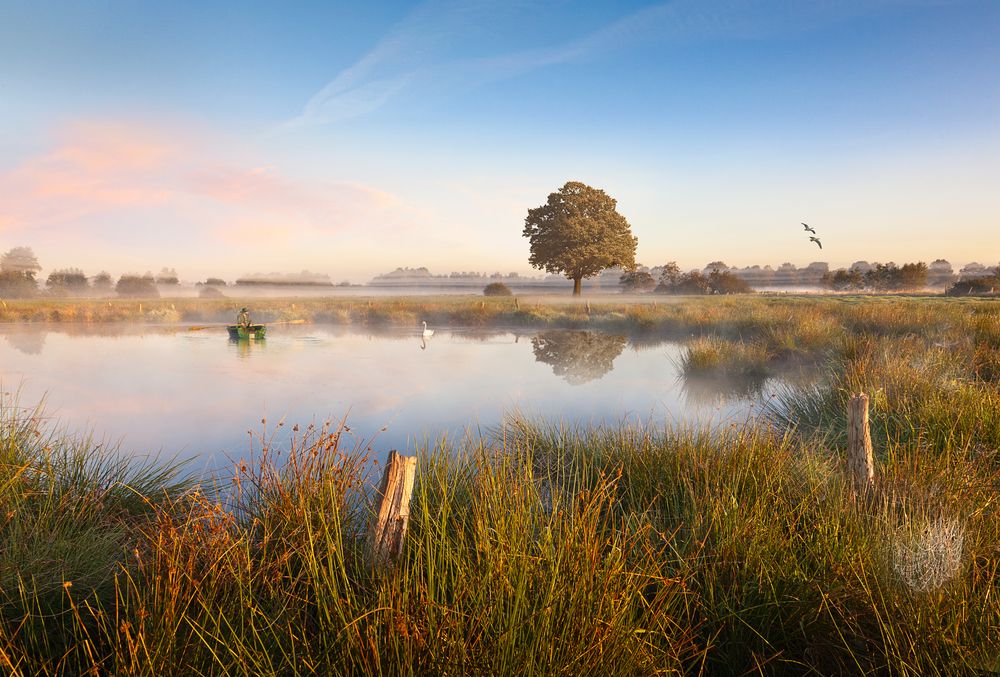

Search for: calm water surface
xmin=0 ymin=324 xmax=779 ymax=472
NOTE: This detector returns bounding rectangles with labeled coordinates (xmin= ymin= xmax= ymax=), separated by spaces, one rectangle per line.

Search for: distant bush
xmin=657 ymin=270 xmax=708 ymax=295
xmin=708 ymin=269 xmax=752 ymax=294
xmin=946 ymin=274 xmax=1000 ymax=296
xmin=0 ymin=271 xmax=37 ymax=298
xmin=116 ymin=274 xmax=159 ymax=298
xmin=864 ymin=262 xmax=928 ymax=290
xmin=156 ymin=267 xmax=179 ymax=285
xmin=46 ymin=268 xmax=90 ymax=296
xmin=484 ymin=282 xmax=513 ymax=296
xmin=654 ymin=266 xmax=751 ymax=295
xmin=199 ymin=286 xmax=226 ymax=298
xmin=91 ymin=272 xmax=113 ymax=292
xmin=821 ymin=268 xmax=865 ymax=291
xmin=619 ymin=270 xmax=656 ymax=292
xmin=822 ymin=262 xmax=930 ymax=292
xmin=200 ymin=278 xmax=227 ymax=287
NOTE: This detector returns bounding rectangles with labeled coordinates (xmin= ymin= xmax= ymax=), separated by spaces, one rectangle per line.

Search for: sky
xmin=1 ymin=0 xmax=998 ymax=282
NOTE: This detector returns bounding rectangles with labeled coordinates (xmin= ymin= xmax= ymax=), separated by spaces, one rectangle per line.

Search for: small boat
xmin=228 ymin=324 xmax=266 ymax=340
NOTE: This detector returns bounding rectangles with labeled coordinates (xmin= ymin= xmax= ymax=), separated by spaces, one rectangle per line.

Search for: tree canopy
xmin=116 ymin=274 xmax=159 ymax=298
xmin=1 ymin=247 xmax=41 ymax=278
xmin=619 ymin=270 xmax=656 ymax=292
xmin=522 ymin=181 xmax=637 ymax=295
xmin=46 ymin=268 xmax=90 ymax=295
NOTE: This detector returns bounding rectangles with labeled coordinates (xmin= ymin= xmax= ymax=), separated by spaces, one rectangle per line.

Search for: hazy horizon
xmin=2 ymin=0 xmax=998 ymax=282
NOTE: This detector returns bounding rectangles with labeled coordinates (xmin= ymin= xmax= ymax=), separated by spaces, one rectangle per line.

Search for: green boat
xmin=228 ymin=324 xmax=266 ymax=340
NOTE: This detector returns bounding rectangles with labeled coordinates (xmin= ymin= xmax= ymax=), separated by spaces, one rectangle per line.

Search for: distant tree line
xmin=483 ymin=282 xmax=513 ymax=296
xmin=620 ymin=262 xmax=752 ymax=295
xmin=816 ymin=260 xmax=997 ymax=294
xmin=821 ymin=262 xmax=930 ymax=291
xmin=0 ymin=247 xmax=190 ymax=299
xmin=945 ymin=265 xmax=1000 ymax=296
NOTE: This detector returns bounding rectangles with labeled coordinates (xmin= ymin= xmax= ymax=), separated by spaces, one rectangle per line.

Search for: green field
xmin=2 ymin=296 xmax=998 ymax=674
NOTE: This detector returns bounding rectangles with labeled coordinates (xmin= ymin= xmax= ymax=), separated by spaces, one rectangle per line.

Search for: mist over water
xmin=0 ymin=323 xmax=788 ymax=474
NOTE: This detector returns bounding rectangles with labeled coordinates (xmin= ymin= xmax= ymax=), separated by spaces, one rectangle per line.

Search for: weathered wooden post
xmin=370 ymin=450 xmax=417 ymax=564
xmin=847 ymin=393 xmax=875 ymax=495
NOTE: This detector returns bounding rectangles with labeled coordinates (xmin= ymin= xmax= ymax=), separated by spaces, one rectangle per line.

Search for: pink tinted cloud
xmin=190 ymin=166 xmax=399 ymax=221
xmin=0 ymin=122 xmax=180 ymax=227
xmin=0 ymin=121 xmax=405 ymax=244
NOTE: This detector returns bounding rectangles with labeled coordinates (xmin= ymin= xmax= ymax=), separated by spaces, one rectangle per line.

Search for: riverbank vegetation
xmin=0 ymin=291 xmax=996 ymax=330
xmin=2 ymin=296 xmax=999 ymax=673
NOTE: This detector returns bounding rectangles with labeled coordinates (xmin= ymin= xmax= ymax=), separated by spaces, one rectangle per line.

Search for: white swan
xmin=422 ymin=321 xmax=434 ymax=338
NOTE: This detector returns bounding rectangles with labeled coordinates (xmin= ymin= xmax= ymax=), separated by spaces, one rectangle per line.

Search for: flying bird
xmin=802 ymin=223 xmax=816 ymax=234
xmin=809 ymin=236 xmax=822 ymax=249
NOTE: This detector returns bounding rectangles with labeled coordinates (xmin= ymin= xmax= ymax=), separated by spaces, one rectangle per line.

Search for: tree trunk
xmin=370 ymin=450 xmax=417 ymax=565
xmin=572 ymin=277 xmax=582 ymax=296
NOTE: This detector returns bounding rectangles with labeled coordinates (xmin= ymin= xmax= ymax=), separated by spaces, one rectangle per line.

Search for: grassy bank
xmin=1 ymin=293 xmax=997 ymax=338
xmin=2 ymin=296 xmax=999 ymax=674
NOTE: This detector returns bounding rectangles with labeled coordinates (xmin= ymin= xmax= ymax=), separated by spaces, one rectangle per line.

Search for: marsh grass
xmin=2 ymin=296 xmax=999 ymax=674
xmin=0 ymin=396 xmax=190 ymax=674
xmin=2 ymin=409 xmax=997 ymax=674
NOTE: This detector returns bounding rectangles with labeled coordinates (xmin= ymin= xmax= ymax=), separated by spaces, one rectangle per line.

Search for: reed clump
xmin=0 ymin=398 xmax=189 ymax=674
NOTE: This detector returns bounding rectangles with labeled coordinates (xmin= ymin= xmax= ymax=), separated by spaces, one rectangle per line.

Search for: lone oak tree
xmin=522 ymin=181 xmax=638 ymax=296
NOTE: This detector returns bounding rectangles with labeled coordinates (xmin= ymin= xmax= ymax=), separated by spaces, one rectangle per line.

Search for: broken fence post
xmin=847 ymin=393 xmax=875 ymax=496
xmin=370 ymin=450 xmax=417 ymax=564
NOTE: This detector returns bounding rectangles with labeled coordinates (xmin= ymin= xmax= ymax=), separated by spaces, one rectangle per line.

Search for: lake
xmin=0 ymin=324 xmax=780 ymax=474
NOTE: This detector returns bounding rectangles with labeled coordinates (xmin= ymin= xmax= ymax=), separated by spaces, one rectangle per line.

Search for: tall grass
xmin=0 ymin=397 xmax=190 ymax=674
xmin=2 ymin=412 xmax=997 ymax=674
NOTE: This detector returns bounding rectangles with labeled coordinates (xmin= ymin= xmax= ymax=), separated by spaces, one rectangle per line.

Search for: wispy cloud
xmin=284 ymin=0 xmax=539 ymax=127
xmin=285 ymin=0 xmax=965 ymax=128
xmin=0 ymin=120 xmax=406 ymax=244
xmin=0 ymin=122 xmax=178 ymax=226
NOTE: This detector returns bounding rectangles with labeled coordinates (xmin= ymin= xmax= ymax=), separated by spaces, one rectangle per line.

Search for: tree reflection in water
xmin=531 ymin=330 xmax=627 ymax=385
xmin=3 ymin=329 xmax=46 ymax=355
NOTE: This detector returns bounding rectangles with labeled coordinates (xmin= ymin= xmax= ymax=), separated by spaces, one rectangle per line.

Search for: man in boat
xmin=237 ymin=307 xmax=251 ymax=329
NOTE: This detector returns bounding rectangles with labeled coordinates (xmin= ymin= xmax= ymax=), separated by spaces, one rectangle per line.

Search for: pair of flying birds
xmin=802 ymin=223 xmax=822 ymax=249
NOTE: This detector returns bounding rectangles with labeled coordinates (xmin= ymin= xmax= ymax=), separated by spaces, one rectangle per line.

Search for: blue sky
xmin=1 ymin=0 xmax=998 ymax=281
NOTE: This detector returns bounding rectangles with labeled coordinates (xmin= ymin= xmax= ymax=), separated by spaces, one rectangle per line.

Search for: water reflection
xmin=5 ymin=329 xmax=46 ymax=355
xmin=531 ymin=330 xmax=627 ymax=385
xmin=680 ymin=371 xmax=770 ymax=405
xmin=678 ymin=360 xmax=821 ymax=406
xmin=0 ymin=324 xmax=800 ymax=466
xmin=229 ymin=336 xmax=267 ymax=359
